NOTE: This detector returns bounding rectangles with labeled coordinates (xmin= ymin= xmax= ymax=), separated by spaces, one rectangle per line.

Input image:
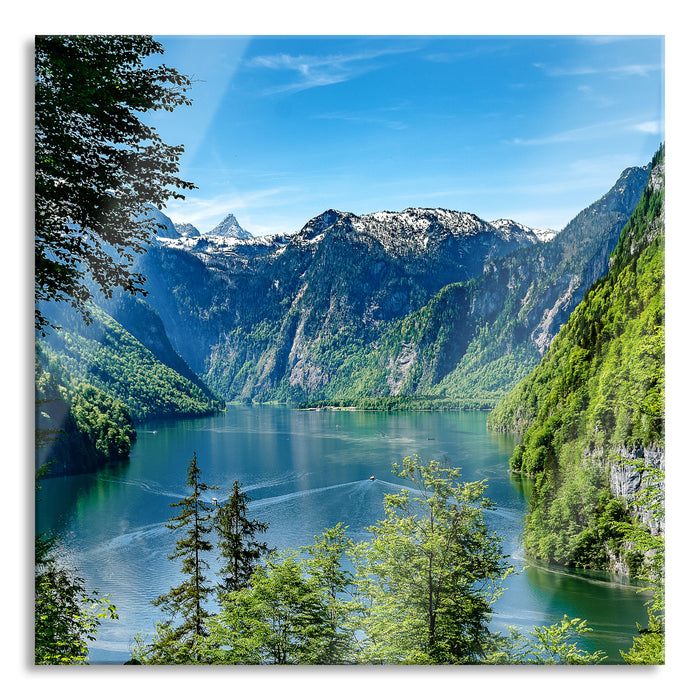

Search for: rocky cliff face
xmin=357 ymin=164 xmax=651 ymax=401
xmin=487 ymin=147 xmax=664 ymax=575
xmin=609 ymin=444 xmax=665 ymax=536
xmin=133 ymin=206 xmax=550 ymax=401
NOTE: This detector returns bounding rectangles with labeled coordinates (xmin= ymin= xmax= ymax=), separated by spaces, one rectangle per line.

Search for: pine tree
xmin=214 ymin=480 xmax=272 ymax=599
xmin=150 ymin=452 xmax=215 ymax=661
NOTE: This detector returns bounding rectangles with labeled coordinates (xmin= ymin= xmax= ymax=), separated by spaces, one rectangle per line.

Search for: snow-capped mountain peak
xmin=174 ymin=222 xmax=201 ymax=238
xmin=206 ymin=213 xmax=254 ymax=240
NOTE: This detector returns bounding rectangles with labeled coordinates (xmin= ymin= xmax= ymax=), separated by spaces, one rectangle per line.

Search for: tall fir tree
xmin=150 ymin=452 xmax=215 ymax=661
xmin=214 ymin=480 xmax=272 ymax=599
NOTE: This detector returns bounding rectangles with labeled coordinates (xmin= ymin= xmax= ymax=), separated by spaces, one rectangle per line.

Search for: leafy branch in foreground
xmin=485 ymin=616 xmax=607 ymax=664
xmin=35 ymin=35 xmax=195 ymax=333
xmin=35 ymin=467 xmax=118 ymax=664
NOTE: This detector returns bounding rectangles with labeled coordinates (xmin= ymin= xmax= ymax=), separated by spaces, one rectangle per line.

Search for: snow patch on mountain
xmin=152 ymin=206 xmax=554 ymax=263
xmin=293 ymin=207 xmax=552 ymax=262
xmin=490 ymin=218 xmax=558 ymax=243
xmin=174 ymin=222 xmax=201 ymax=238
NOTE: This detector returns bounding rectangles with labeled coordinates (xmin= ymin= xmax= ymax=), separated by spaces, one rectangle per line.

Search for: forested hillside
xmin=488 ymin=146 xmax=664 ymax=572
xmin=35 ymin=342 xmax=137 ymax=475
xmin=337 ymin=165 xmax=651 ymax=404
xmin=38 ymin=302 xmax=224 ymax=422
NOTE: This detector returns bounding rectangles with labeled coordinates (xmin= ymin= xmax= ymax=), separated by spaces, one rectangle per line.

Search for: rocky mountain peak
xmin=206 ymin=213 xmax=254 ymax=239
xmin=174 ymin=222 xmax=201 ymax=238
xmin=490 ymin=218 xmax=558 ymax=243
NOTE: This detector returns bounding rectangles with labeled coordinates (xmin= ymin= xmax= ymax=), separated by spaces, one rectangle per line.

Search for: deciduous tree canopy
xmin=35 ymin=35 xmax=195 ymax=332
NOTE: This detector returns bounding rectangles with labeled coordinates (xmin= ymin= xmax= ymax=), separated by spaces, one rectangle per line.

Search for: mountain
xmin=37 ymin=300 xmax=225 ymax=422
xmin=338 ymin=165 xmax=651 ymax=404
xmin=206 ymin=213 xmax=253 ymax=239
xmin=487 ymin=146 xmax=664 ymax=573
xmin=174 ymin=222 xmax=201 ymax=238
xmin=42 ymin=157 xmax=650 ymax=421
xmin=35 ymin=341 xmax=137 ymax=476
xmin=126 ymin=163 xmax=649 ymax=406
xmin=141 ymin=204 xmax=180 ymax=240
xmin=131 ymin=205 xmax=556 ymax=402
xmin=489 ymin=218 xmax=558 ymax=243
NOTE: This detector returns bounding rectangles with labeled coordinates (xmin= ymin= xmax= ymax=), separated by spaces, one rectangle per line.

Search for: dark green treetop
xmin=150 ymin=452 xmax=215 ymax=660
xmin=214 ymin=480 xmax=273 ymax=598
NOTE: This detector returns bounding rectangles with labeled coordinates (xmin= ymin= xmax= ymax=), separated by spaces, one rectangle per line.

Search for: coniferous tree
xmin=150 ymin=452 xmax=215 ymax=661
xmin=214 ymin=480 xmax=272 ymax=598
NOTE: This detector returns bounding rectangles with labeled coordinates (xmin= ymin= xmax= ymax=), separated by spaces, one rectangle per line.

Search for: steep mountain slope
xmin=35 ymin=342 xmax=137 ymax=475
xmin=38 ymin=301 xmax=224 ymax=421
xmin=487 ymin=146 xmax=664 ymax=572
xmin=59 ymin=159 xmax=648 ymax=412
xmin=205 ymin=213 xmax=253 ymax=239
xmin=321 ymin=164 xmax=650 ymax=403
xmin=132 ymin=207 xmax=551 ymax=401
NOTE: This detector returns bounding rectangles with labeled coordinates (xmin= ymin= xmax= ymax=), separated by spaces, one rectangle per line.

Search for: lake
xmin=35 ymin=405 xmax=651 ymax=664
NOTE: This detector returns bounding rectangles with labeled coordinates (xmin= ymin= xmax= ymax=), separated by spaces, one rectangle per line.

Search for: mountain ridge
xmin=486 ymin=147 xmax=664 ymax=572
xmin=122 ymin=162 xmax=649 ymax=405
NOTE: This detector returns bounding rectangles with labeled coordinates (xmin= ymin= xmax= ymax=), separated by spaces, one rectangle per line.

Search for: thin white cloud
xmin=631 ymin=120 xmax=663 ymax=134
xmin=535 ymin=61 xmax=661 ymax=78
xmin=246 ymin=46 xmax=417 ymax=94
xmin=508 ymin=117 xmax=661 ymax=147
xmin=508 ymin=123 xmax=603 ymax=147
xmin=577 ymin=36 xmax=660 ymax=45
xmin=161 ymin=186 xmax=298 ymax=233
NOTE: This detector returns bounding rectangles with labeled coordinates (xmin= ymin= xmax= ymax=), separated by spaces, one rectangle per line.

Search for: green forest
xmin=488 ymin=145 xmax=664 ymax=643
xmin=127 ymin=455 xmax=615 ymax=665
xmin=35 ymin=342 xmax=137 ymax=475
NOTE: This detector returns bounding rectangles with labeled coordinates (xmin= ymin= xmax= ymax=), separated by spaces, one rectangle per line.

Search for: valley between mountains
xmin=39 ymin=160 xmax=649 ymax=411
xmin=36 ymin=149 xmax=664 ymax=579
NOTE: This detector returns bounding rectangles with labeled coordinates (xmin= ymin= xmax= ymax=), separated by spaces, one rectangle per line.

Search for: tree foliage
xmin=130 ymin=454 xmax=620 ymax=666
xmin=35 ymin=557 xmax=118 ymax=665
xmin=35 ymin=35 xmax=195 ymax=332
xmin=214 ymin=480 xmax=273 ymax=598
xmin=149 ymin=452 xmax=215 ymax=661
xmin=35 ymin=470 xmax=118 ymax=664
xmin=204 ymin=532 xmax=357 ymax=665
xmin=485 ymin=615 xmax=607 ymax=665
xmin=488 ymin=146 xmax=664 ymax=570
xmin=352 ymin=455 xmax=511 ymax=664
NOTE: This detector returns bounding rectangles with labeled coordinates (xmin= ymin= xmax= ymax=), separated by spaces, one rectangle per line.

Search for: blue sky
xmin=148 ymin=35 xmax=664 ymax=236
